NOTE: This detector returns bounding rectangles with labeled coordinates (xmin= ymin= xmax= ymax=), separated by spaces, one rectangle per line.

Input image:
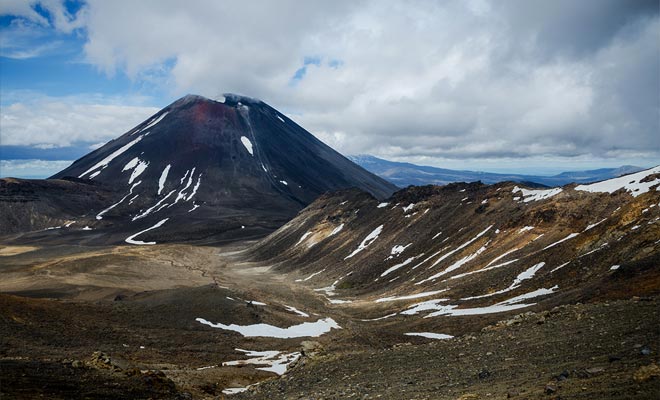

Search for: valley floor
xmin=1 ymin=243 xmax=658 ymax=399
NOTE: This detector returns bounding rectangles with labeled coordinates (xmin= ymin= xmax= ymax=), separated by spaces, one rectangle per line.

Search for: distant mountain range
xmin=349 ymin=155 xmax=645 ymax=187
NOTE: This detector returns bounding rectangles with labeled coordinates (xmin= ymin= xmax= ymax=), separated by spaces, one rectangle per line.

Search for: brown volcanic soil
xmin=0 ymin=244 xmax=339 ymax=399
xmin=0 ymin=241 xmax=658 ymax=399
xmin=239 ymin=297 xmax=660 ymax=400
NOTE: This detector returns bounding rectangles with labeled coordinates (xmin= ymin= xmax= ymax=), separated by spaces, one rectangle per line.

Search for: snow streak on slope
xmin=375 ymin=289 xmax=448 ymax=303
xmin=158 ymin=164 xmax=171 ymax=195
xmin=402 ymin=285 xmax=558 ymax=318
xmin=329 ymin=224 xmax=344 ymax=237
xmin=240 ymin=136 xmax=254 ymax=155
xmin=404 ymin=332 xmax=453 ymax=340
xmin=133 ymin=111 xmax=169 ymax=135
xmin=128 ymin=159 xmax=149 ymax=184
xmin=380 ymin=256 xmax=419 ymax=277
xmin=79 ymin=135 xmax=145 ymax=178
xmin=125 ymin=218 xmax=169 ymax=245
xmin=133 ymin=190 xmax=175 ymax=221
xmin=222 ymin=349 xmax=301 ymax=376
xmin=345 ymin=225 xmax=384 ymax=259
xmin=543 ymin=233 xmax=579 ymax=250
xmin=413 ymin=226 xmax=493 ymax=283
xmin=513 ymin=186 xmax=562 ymax=202
xmin=461 ymin=262 xmax=546 ymax=300
xmin=96 ymin=181 xmax=141 ymax=220
xmin=417 ymin=244 xmax=488 ymax=284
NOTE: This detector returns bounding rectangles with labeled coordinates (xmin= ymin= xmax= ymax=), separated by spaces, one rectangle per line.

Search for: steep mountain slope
xmin=0 ymin=177 xmax=114 ymax=234
xmin=249 ymin=166 xmax=660 ymax=316
xmin=351 ymin=154 xmax=645 ymax=187
xmin=1 ymin=94 xmax=396 ymax=244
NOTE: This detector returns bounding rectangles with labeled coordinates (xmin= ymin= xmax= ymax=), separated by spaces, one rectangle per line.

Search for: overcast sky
xmin=1 ymin=0 xmax=658 ymax=178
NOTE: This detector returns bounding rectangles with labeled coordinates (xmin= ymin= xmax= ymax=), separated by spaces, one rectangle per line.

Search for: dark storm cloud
xmin=500 ymin=0 xmax=658 ymax=59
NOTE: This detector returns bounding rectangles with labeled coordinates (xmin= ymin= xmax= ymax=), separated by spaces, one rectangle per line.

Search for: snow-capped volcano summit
xmin=22 ymin=94 xmax=397 ymax=244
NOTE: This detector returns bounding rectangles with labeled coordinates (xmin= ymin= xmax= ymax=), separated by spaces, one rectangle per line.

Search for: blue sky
xmin=1 ymin=0 xmax=658 ymax=178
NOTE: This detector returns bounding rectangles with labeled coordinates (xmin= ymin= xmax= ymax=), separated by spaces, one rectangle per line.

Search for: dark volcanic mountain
xmin=2 ymin=94 xmax=396 ymax=244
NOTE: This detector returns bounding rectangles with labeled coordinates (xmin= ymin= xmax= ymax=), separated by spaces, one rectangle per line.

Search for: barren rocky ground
xmin=2 ymin=170 xmax=659 ymax=399
xmin=0 ymin=241 xmax=658 ymax=399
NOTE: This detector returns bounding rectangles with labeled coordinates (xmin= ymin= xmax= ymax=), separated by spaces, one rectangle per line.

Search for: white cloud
xmin=1 ymin=94 xmax=159 ymax=147
xmin=0 ymin=159 xmax=73 ymax=179
xmin=2 ymin=0 xmax=659 ymax=169
xmin=0 ymin=0 xmax=49 ymax=26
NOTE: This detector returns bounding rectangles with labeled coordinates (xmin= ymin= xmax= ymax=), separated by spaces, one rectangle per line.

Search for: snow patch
xmin=550 ymin=261 xmax=571 ymax=273
xmin=125 ymin=218 xmax=169 ymax=245
xmin=461 ymin=262 xmax=546 ymax=300
xmin=122 ymin=157 xmax=139 ymax=171
xmin=136 ymin=111 xmax=169 ymax=134
xmin=128 ymin=159 xmax=148 ymax=184
xmin=543 ymin=233 xmax=579 ymax=250
xmin=345 ymin=225 xmax=384 ymax=259
xmin=360 ymin=313 xmax=397 ymax=322
xmin=296 ymin=231 xmax=313 ymax=246
xmin=223 ymin=387 xmax=248 ymax=395
xmin=512 ymin=186 xmax=562 ymax=202
xmin=158 ymin=164 xmax=171 ymax=195
xmin=195 ymin=317 xmax=341 ymax=338
xmin=79 ymin=135 xmax=145 ymax=178
xmin=223 ymin=349 xmax=300 ymax=376
xmin=377 ymin=202 xmax=389 ymax=208
xmin=240 ymin=136 xmax=254 ymax=155
xmin=584 ymin=218 xmax=607 ymax=232
xmin=404 ymin=286 xmax=558 ymax=318
xmin=380 ymin=256 xmax=418 ymax=277
xmin=449 ymin=258 xmax=519 ymax=281
xmin=186 ymin=174 xmax=202 ymax=201
xmin=418 ymin=244 xmax=488 ymax=283
xmin=575 ymin=166 xmax=660 ymax=197
xmin=390 ymin=243 xmax=412 ymax=256
xmin=133 ymin=190 xmax=175 ymax=220
xmin=375 ymin=289 xmax=448 ymax=303
xmin=405 ymin=332 xmax=453 ymax=340
xmin=284 ymin=306 xmax=309 ymax=318
xmin=329 ymin=224 xmax=344 ymax=237
xmin=295 ymin=269 xmax=326 ymax=282
xmin=412 ymin=226 xmax=493 ymax=282
xmin=96 ymin=181 xmax=141 ymax=220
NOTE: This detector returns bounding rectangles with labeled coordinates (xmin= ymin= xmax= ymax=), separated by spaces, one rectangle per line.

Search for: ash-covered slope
xmin=5 ymin=94 xmax=396 ymax=244
xmin=0 ymin=177 xmax=114 ymax=235
xmin=248 ymin=166 xmax=660 ymax=317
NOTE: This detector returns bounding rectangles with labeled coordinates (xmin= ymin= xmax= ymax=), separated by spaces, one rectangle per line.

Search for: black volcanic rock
xmin=10 ymin=94 xmax=396 ymax=244
xmin=0 ymin=178 xmax=114 ymax=235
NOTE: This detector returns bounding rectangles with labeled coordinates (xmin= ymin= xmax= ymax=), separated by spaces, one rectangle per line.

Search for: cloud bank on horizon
xmin=1 ymin=0 xmax=658 ymax=177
